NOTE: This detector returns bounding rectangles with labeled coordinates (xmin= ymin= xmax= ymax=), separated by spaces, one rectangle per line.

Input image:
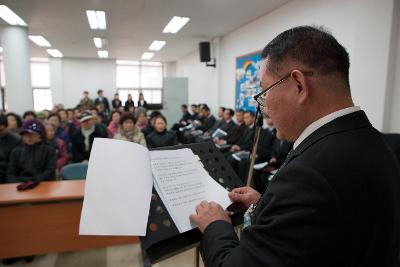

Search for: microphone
xmin=245 ymin=105 xmax=264 ymax=187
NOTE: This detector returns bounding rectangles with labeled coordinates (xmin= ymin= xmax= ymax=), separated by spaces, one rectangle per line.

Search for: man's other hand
xmin=228 ymin=186 xmax=261 ymax=211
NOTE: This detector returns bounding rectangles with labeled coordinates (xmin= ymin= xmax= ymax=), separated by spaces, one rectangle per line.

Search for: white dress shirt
xmin=293 ymin=106 xmax=361 ymax=149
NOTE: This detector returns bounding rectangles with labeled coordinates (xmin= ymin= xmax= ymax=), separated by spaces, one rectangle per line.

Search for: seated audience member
xmin=114 ymin=112 xmax=146 ymax=146
xmin=22 ymin=111 xmax=37 ymax=122
xmin=217 ymin=106 xmax=226 ymax=120
xmin=189 ymin=104 xmax=200 ymax=121
xmin=0 ymin=115 xmax=21 ymax=183
xmin=48 ymin=113 xmax=70 ymax=150
xmin=227 ymin=111 xmax=255 ymax=151
xmin=197 ymin=108 xmax=237 ymax=143
xmin=197 ymin=105 xmax=216 ymax=133
xmin=112 ymin=93 xmax=123 ymax=111
xmin=216 ymin=109 xmax=246 ymax=146
xmin=184 ymin=105 xmax=217 ymax=143
xmin=137 ymin=93 xmax=148 ymax=109
xmin=66 ymin=108 xmax=80 ymax=128
xmin=94 ymin=89 xmax=110 ymax=114
xmin=71 ymin=111 xmax=107 ymax=163
xmin=6 ymin=120 xmax=56 ymax=183
xmin=58 ymin=109 xmax=77 ymax=137
xmin=43 ymin=109 xmax=51 ymax=120
xmin=146 ymin=115 xmax=178 ymax=148
xmin=171 ymin=104 xmax=192 ymax=130
xmin=124 ymin=94 xmax=135 ymax=112
xmin=6 ymin=113 xmax=22 ymax=135
xmin=107 ymin=111 xmax=121 ymax=138
xmin=44 ymin=122 xmax=69 ymax=171
xmin=135 ymin=110 xmax=148 ymax=130
xmin=142 ymin=111 xmax=162 ymax=137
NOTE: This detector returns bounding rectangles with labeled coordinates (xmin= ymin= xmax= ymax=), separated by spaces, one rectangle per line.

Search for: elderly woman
xmin=114 ymin=112 xmax=146 ymax=146
xmin=146 ymin=115 xmax=178 ymax=148
xmin=44 ymin=122 xmax=69 ymax=171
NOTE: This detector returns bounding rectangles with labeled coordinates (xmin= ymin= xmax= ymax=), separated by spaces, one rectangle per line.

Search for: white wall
xmin=177 ymin=0 xmax=398 ymax=131
xmin=176 ymin=39 xmax=220 ymax=114
xmin=50 ymin=58 xmax=116 ymax=108
xmin=387 ymin=0 xmax=400 ymax=133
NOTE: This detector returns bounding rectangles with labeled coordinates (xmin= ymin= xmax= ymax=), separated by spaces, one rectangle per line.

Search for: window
xmin=31 ymin=60 xmax=52 ymax=111
xmin=116 ymin=61 xmax=163 ymax=104
xmin=33 ymin=89 xmax=53 ymax=111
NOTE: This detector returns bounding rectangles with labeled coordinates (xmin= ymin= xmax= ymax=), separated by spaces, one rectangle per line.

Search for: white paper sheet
xmin=79 ymin=138 xmax=153 ymax=236
xmin=150 ymin=149 xmax=231 ymax=233
xmin=253 ymin=161 xmax=269 ymax=170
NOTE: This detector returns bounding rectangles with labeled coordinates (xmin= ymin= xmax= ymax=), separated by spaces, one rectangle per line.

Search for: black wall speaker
xmin=199 ymin=42 xmax=211 ymax=62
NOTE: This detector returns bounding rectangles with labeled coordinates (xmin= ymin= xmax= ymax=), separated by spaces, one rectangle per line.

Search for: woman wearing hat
xmin=114 ymin=112 xmax=146 ymax=146
xmin=6 ymin=120 xmax=56 ymax=183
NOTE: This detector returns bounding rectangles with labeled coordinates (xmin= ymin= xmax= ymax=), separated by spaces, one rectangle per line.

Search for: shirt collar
xmin=293 ymin=106 xmax=361 ymax=149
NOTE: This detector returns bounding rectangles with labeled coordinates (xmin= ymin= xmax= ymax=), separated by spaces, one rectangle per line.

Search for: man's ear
xmin=291 ymin=70 xmax=309 ymax=105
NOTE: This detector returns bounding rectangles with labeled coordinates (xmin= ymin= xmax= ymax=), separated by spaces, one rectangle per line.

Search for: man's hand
xmin=231 ymin=145 xmax=240 ymax=152
xmin=189 ymin=201 xmax=231 ymax=233
xmin=228 ymin=187 xmax=261 ymax=212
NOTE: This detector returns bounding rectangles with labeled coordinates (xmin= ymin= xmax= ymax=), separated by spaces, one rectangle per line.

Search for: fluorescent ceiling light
xmin=98 ymin=50 xmax=109 ymax=58
xmin=0 ymin=5 xmax=27 ymax=26
xmin=93 ymin=37 xmax=106 ymax=48
xmin=30 ymin=57 xmax=49 ymax=62
xmin=46 ymin=49 xmax=63 ymax=58
xmin=162 ymin=16 xmax=190 ymax=34
xmin=86 ymin=10 xmax=106 ymax=30
xmin=28 ymin=35 xmax=51 ymax=47
xmin=141 ymin=52 xmax=154 ymax=60
xmin=149 ymin=40 xmax=166 ymax=51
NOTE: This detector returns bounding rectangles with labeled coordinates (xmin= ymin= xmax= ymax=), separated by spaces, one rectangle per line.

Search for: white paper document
xmin=79 ymin=138 xmax=153 ymax=236
xmin=79 ymin=139 xmax=231 ymax=236
xmin=150 ymin=149 xmax=231 ymax=233
xmin=253 ymin=161 xmax=269 ymax=170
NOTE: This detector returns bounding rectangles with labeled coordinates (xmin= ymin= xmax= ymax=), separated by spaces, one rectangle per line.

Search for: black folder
xmin=140 ymin=141 xmax=244 ymax=265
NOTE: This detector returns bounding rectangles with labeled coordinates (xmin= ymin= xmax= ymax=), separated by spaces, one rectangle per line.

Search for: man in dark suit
xmin=94 ymin=89 xmax=110 ymax=114
xmin=190 ymin=26 xmax=400 ymax=267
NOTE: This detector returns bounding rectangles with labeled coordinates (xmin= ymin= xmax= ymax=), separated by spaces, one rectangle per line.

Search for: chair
xmin=60 ymin=163 xmax=88 ymax=180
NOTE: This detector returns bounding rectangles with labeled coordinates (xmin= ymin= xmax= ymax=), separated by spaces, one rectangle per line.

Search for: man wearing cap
xmin=70 ymin=110 xmax=107 ymax=163
xmin=0 ymin=114 xmax=21 ymax=183
xmin=6 ymin=119 xmax=56 ymax=183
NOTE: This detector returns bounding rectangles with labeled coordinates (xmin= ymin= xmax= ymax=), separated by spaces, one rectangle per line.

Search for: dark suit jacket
xmin=219 ymin=120 xmax=237 ymax=141
xmin=199 ymin=115 xmax=217 ymax=132
xmin=201 ymin=111 xmax=400 ymax=267
xmin=226 ymin=123 xmax=247 ymax=145
xmin=235 ymin=126 xmax=254 ymax=151
xmin=94 ymin=97 xmax=110 ymax=112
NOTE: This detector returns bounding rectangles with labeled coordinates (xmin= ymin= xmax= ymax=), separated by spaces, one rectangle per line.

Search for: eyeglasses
xmin=254 ymin=71 xmax=314 ymax=108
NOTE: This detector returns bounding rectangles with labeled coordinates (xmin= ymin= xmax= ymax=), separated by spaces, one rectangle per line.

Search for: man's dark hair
xmin=226 ymin=108 xmax=235 ymax=117
xmin=219 ymin=107 xmax=226 ymax=112
xmin=191 ymin=104 xmax=198 ymax=108
xmin=181 ymin=104 xmax=188 ymax=109
xmin=23 ymin=111 xmax=37 ymax=120
xmin=236 ymin=109 xmax=244 ymax=114
xmin=0 ymin=114 xmax=8 ymax=127
xmin=245 ymin=111 xmax=255 ymax=117
xmin=97 ymin=89 xmax=103 ymax=94
xmin=202 ymin=106 xmax=211 ymax=113
xmin=261 ymin=25 xmax=350 ymax=88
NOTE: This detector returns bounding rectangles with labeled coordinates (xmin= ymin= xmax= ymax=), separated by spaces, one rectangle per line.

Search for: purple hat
xmin=20 ymin=120 xmax=44 ymax=136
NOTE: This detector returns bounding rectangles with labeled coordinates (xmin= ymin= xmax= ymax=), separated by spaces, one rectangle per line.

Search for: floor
xmin=0 ymin=244 xmax=205 ymax=267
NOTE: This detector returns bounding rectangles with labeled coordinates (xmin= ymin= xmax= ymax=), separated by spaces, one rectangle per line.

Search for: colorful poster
xmin=235 ymin=51 xmax=262 ymax=112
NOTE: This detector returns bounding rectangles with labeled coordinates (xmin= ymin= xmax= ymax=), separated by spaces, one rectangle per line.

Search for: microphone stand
xmin=245 ymin=106 xmax=264 ymax=187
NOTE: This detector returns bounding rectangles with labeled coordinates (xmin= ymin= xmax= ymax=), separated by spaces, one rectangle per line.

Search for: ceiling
xmin=0 ymin=0 xmax=289 ymax=62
